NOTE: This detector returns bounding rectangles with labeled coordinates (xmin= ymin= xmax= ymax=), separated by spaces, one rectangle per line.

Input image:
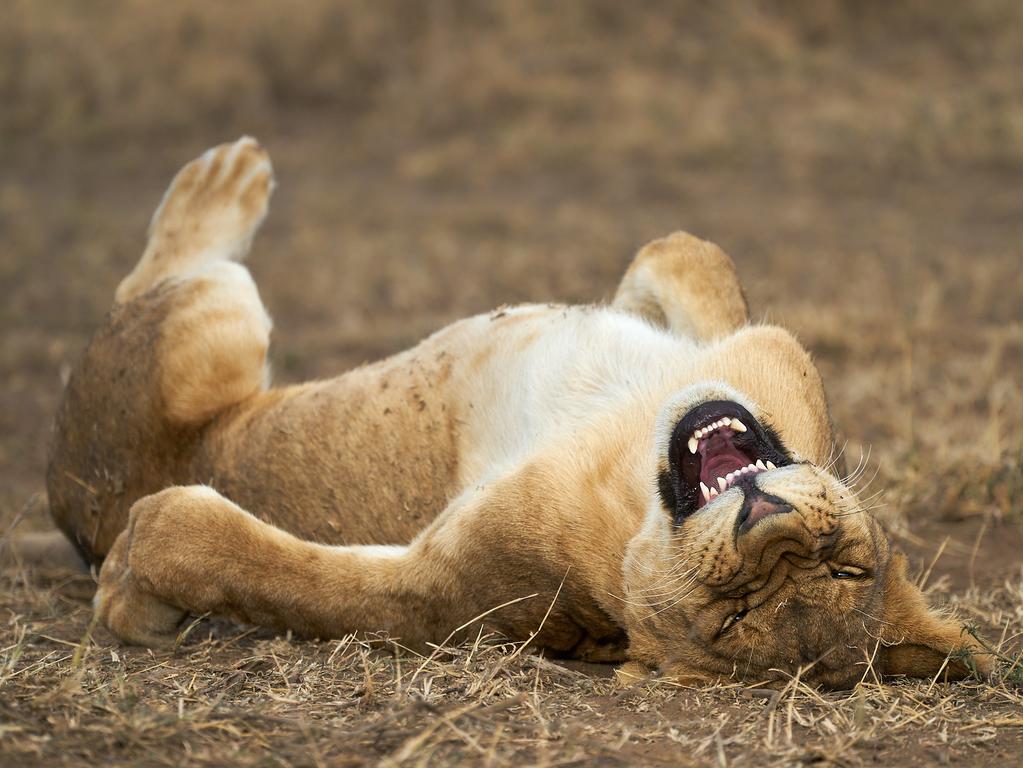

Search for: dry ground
xmin=1 ymin=2 xmax=1022 ymax=765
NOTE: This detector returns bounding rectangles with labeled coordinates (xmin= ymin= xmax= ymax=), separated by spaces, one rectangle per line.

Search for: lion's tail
xmin=1 ymin=529 xmax=89 ymax=573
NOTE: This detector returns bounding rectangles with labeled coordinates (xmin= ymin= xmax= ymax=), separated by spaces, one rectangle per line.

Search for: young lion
xmin=44 ymin=138 xmax=988 ymax=689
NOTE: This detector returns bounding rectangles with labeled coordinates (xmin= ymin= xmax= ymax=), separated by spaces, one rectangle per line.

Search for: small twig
xmin=917 ymin=535 xmax=950 ymax=591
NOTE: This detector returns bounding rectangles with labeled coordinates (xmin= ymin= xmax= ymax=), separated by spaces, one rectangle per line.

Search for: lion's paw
xmin=151 ymin=136 xmax=274 ymax=259
xmin=94 ymin=497 xmax=190 ymax=648
xmin=116 ymin=137 xmax=275 ymax=303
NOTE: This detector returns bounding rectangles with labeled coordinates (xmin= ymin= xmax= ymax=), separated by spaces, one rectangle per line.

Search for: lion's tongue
xmin=697 ymin=430 xmax=752 ymax=506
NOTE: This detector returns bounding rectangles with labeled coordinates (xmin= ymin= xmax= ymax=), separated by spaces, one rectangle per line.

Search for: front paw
xmin=94 ymin=492 xmax=192 ymax=647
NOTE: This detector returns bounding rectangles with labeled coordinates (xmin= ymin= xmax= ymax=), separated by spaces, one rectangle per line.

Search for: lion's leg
xmin=115 ymin=136 xmax=273 ymax=303
xmin=121 ymin=137 xmax=276 ymax=425
xmin=48 ymin=140 xmax=275 ymax=564
xmin=96 ymin=486 xmax=431 ymax=647
xmin=95 ymin=484 xmax=627 ymax=658
xmin=612 ymin=232 xmax=749 ymax=341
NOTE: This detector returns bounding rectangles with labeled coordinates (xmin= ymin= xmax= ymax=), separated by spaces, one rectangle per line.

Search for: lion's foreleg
xmin=94 ymin=486 xmax=459 ymax=648
xmin=613 ymin=231 xmax=749 ymax=341
xmin=94 ymin=481 xmax=607 ymax=653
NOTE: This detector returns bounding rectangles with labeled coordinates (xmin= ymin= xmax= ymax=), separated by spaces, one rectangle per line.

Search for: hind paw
xmin=116 ymin=137 xmax=275 ymax=303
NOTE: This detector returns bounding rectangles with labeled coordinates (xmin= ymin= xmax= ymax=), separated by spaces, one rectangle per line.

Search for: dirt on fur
xmin=2 ymin=2 xmax=1022 ymax=765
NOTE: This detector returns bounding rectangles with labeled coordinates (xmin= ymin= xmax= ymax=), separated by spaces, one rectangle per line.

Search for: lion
xmin=34 ymin=137 xmax=988 ymax=689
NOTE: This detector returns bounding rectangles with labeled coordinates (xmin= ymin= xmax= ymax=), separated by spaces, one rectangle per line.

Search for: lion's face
xmin=622 ymin=393 xmax=989 ymax=688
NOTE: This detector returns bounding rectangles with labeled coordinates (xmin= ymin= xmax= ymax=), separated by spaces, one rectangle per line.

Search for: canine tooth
xmin=700 ymin=482 xmax=711 ymax=502
xmin=756 ymin=459 xmax=766 ymax=470
xmin=717 ymin=477 xmax=728 ymax=491
xmin=766 ymin=461 xmax=776 ymax=470
xmin=688 ymin=437 xmax=699 ymax=454
xmin=730 ymin=418 xmax=747 ymax=433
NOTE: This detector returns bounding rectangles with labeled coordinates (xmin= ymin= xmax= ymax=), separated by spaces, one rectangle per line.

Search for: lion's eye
xmin=830 ymin=565 xmax=867 ymax=580
xmin=720 ymin=609 xmax=748 ymax=634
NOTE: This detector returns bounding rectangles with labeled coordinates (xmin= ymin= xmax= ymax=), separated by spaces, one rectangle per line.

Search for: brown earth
xmin=1 ymin=2 xmax=1022 ymax=765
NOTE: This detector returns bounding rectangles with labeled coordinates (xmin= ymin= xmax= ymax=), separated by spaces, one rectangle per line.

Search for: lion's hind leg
xmin=613 ymin=232 xmax=749 ymax=341
xmin=114 ymin=137 xmax=276 ymax=426
xmin=156 ymin=261 xmax=272 ymax=425
xmin=49 ymin=261 xmax=273 ymax=564
xmin=115 ymin=136 xmax=274 ymax=304
xmin=49 ymin=141 xmax=276 ymax=564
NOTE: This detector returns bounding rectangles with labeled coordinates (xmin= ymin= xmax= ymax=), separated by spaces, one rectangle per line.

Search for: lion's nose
xmin=738 ymin=490 xmax=792 ymax=534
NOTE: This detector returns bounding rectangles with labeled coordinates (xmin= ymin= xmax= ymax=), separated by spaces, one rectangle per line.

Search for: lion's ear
xmin=878 ymin=552 xmax=991 ymax=680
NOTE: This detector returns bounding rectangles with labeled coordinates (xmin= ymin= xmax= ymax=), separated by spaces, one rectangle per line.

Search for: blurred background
xmin=2 ymin=0 xmax=1021 ymax=529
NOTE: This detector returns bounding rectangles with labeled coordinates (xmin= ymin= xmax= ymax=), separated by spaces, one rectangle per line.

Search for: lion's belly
xmin=453 ymin=306 xmax=698 ymax=484
xmin=191 ymin=305 xmax=699 ymax=545
xmin=193 ymin=348 xmax=463 ymax=545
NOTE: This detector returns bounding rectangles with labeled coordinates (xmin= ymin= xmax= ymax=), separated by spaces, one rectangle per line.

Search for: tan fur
xmin=613 ymin=231 xmax=749 ymax=340
xmin=42 ymin=139 xmax=990 ymax=688
xmin=115 ymin=137 xmax=273 ymax=304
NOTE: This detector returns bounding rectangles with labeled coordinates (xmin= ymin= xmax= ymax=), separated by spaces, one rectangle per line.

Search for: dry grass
xmin=2 ymin=1 xmax=1023 ymax=765
xmin=1 ymin=561 xmax=1021 ymax=766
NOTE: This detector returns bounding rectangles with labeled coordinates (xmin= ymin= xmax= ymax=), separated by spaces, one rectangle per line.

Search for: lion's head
xmin=621 ymin=384 xmax=990 ymax=689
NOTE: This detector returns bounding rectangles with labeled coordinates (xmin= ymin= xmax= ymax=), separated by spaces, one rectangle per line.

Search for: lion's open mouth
xmin=665 ymin=400 xmax=792 ymax=523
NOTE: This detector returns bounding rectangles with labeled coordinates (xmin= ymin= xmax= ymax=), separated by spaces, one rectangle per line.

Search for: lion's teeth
xmin=717 ymin=477 xmax=728 ymax=491
xmin=700 ymin=482 xmax=711 ymax=502
xmin=730 ymin=418 xmax=747 ymax=433
xmin=688 ymin=437 xmax=699 ymax=454
xmin=756 ymin=459 xmax=766 ymax=470
xmin=709 ymin=487 xmax=718 ymax=497
xmin=766 ymin=461 xmax=776 ymax=470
